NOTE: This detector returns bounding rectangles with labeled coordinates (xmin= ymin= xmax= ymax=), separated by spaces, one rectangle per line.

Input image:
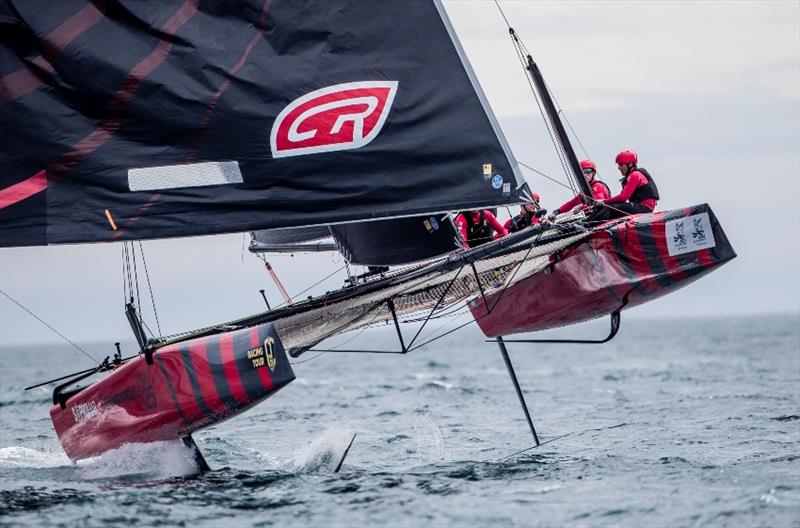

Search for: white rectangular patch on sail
xmin=665 ymin=212 xmax=716 ymax=256
xmin=128 ymin=161 xmax=243 ymax=191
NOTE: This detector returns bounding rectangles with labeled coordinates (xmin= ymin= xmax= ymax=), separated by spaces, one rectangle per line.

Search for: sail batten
xmin=0 ymin=0 xmax=527 ymax=248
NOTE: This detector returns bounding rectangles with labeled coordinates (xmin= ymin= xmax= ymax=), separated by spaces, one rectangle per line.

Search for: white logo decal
xmin=666 ymin=212 xmax=716 ymax=256
xmin=271 ymin=81 xmax=398 ymax=158
xmin=491 ymin=174 xmax=503 ymax=189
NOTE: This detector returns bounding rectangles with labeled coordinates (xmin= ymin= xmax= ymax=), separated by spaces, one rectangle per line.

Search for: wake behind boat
xmin=0 ymin=0 xmax=735 ymax=466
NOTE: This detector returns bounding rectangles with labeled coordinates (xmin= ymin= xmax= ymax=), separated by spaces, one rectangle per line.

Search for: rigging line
xmin=302 ymin=260 xmax=467 ymax=354
xmin=290 ymin=351 xmax=325 ymax=365
xmin=412 ymin=302 xmax=477 ymax=348
xmin=406 ymin=265 xmax=465 ymax=349
xmin=409 ymin=236 xmax=541 ymax=352
xmin=531 ymin=64 xmax=576 ymax=194
xmin=121 ymin=244 xmax=127 ymax=306
xmin=493 ymin=0 xmax=512 ymax=29
xmin=138 ymin=241 xmax=162 ymax=338
xmin=0 ymin=289 xmax=99 ymax=364
xmin=321 ymin=309 xmax=383 ymax=351
xmin=400 ymin=298 xmax=471 ymax=323
xmin=499 ymin=431 xmax=575 ymax=461
xmin=409 ymin=247 xmax=533 ymax=345
xmin=507 ymin=30 xmax=575 ymax=195
xmin=516 ymin=160 xmax=575 ymax=191
xmin=543 ymin=70 xmax=591 ymax=162
xmin=131 ymin=241 xmax=143 ymax=316
xmin=497 ymin=6 xmax=577 ymax=196
xmin=123 ymin=242 xmax=134 ymax=303
xmin=559 ymin=109 xmax=589 ymax=160
xmin=270 ymin=264 xmax=347 ymax=311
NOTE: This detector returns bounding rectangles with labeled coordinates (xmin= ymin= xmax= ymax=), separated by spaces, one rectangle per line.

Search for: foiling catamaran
xmin=0 ymin=0 xmax=735 ymax=467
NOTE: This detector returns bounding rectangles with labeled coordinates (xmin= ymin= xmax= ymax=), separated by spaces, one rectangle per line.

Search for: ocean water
xmin=1 ymin=314 xmax=798 ymax=527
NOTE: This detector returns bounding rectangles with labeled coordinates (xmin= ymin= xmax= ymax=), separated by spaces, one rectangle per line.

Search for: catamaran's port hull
xmin=470 ymin=204 xmax=736 ymax=337
xmin=50 ymin=323 xmax=294 ymax=461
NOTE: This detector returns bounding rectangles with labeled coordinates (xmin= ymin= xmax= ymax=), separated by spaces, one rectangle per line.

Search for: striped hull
xmin=470 ymin=204 xmax=736 ymax=337
xmin=50 ymin=323 xmax=294 ymax=461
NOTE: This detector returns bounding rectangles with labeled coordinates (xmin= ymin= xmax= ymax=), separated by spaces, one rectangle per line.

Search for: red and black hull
xmin=50 ymin=323 xmax=294 ymax=461
xmin=469 ymin=204 xmax=736 ymax=337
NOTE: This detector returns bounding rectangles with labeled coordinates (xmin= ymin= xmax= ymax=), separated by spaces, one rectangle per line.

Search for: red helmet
xmin=579 ymin=160 xmax=596 ymax=171
xmin=531 ymin=191 xmax=541 ymax=203
xmin=615 ymin=150 xmax=638 ymax=165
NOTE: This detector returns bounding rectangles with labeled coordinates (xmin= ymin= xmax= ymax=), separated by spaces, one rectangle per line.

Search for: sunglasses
xmin=582 ymin=168 xmax=595 ymax=174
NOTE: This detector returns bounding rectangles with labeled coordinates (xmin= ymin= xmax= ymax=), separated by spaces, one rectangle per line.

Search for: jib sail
xmin=329 ymin=214 xmax=462 ymax=266
xmin=0 ymin=0 xmax=526 ymax=248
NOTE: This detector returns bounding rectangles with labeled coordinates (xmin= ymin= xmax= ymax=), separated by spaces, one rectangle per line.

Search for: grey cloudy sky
xmin=1 ymin=1 xmax=798 ymax=347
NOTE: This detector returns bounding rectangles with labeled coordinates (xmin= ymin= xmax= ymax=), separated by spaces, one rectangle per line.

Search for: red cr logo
xmin=270 ymin=81 xmax=398 ymax=158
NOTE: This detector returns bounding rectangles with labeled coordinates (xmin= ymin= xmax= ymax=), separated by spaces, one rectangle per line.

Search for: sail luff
xmin=433 ymin=0 xmax=526 ymax=195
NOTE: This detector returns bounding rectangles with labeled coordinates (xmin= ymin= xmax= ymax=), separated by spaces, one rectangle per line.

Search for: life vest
xmin=593 ymin=179 xmax=612 ymax=198
xmin=508 ymin=210 xmax=538 ymax=233
xmin=622 ymin=166 xmax=659 ymax=204
xmin=461 ymin=211 xmax=493 ymax=247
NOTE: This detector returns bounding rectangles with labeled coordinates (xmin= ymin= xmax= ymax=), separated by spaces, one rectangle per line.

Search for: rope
xmin=121 ymin=241 xmax=156 ymax=340
xmin=123 ymin=243 xmax=134 ymax=304
xmin=493 ymin=1 xmax=586 ymax=196
xmin=0 ymin=289 xmax=99 ymax=364
xmin=131 ymin=242 xmax=142 ymax=316
xmin=289 ymin=351 xmax=325 ymax=365
xmin=138 ymin=241 xmax=162 ymax=337
xmin=266 ymin=260 xmax=346 ymax=311
xmin=516 ymin=160 xmax=575 ymax=191
xmin=505 ymin=28 xmax=575 ymax=195
xmin=560 ymin=109 xmax=590 ymax=160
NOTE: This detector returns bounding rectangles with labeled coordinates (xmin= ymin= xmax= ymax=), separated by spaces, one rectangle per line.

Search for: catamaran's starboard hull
xmin=469 ymin=204 xmax=736 ymax=336
xmin=50 ymin=323 xmax=294 ymax=461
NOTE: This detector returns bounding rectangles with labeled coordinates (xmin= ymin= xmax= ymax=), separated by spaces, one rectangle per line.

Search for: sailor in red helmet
xmin=455 ymin=209 xmax=508 ymax=249
xmin=587 ymin=150 xmax=659 ymax=222
xmin=503 ymin=192 xmax=546 ymax=233
xmin=550 ymin=160 xmax=611 ymax=218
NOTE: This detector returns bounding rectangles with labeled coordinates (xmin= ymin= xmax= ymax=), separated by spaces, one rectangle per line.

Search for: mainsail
xmin=0 ymin=0 xmax=527 ymax=248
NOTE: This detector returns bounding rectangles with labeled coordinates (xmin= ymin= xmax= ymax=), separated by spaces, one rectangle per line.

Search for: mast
xmin=524 ymin=55 xmax=592 ymax=199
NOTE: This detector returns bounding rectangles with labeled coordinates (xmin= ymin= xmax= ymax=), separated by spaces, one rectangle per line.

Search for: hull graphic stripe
xmin=205 ymin=338 xmax=239 ymax=412
xmin=155 ymin=353 xmax=193 ymax=429
xmin=188 ymin=339 xmax=225 ymax=414
xmin=220 ymin=332 xmax=250 ymax=404
xmin=180 ymin=345 xmax=219 ymax=421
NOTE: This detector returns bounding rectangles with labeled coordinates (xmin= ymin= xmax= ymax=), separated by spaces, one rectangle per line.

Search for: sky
xmin=1 ymin=1 xmax=798 ymax=347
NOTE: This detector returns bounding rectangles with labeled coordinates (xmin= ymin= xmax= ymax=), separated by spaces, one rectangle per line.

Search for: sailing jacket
xmin=455 ymin=210 xmax=507 ymax=249
xmin=606 ymin=168 xmax=659 ymax=211
xmin=556 ymin=180 xmax=612 ymax=214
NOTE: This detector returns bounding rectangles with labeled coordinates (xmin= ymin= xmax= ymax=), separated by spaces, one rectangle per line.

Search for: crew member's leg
xmin=588 ymin=203 xmax=651 ymax=223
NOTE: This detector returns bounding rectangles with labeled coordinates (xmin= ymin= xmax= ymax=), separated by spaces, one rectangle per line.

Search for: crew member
xmin=503 ymin=192 xmax=546 ymax=233
xmin=455 ymin=209 xmax=508 ymax=249
xmin=550 ymin=160 xmax=611 ymax=218
xmin=587 ymin=150 xmax=659 ymax=223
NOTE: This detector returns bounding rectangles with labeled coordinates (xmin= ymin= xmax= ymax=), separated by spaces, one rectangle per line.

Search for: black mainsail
xmin=0 ymin=0 xmax=527 ymax=248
